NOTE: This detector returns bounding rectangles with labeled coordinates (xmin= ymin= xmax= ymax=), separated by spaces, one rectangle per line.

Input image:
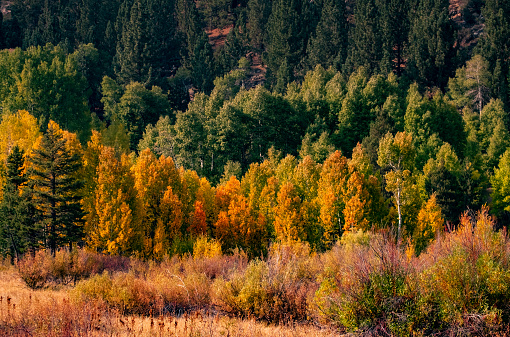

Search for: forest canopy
xmin=0 ymin=0 xmax=509 ymax=260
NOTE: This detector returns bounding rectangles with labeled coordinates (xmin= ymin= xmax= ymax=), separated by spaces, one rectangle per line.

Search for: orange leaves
xmin=274 ymin=182 xmax=303 ymax=243
xmin=214 ymin=190 xmax=267 ymax=256
xmin=342 ymin=171 xmax=370 ymax=233
xmin=80 ymin=141 xmax=394 ymax=256
xmin=189 ymin=201 xmax=207 ymax=236
xmin=215 ymin=176 xmax=241 ymax=213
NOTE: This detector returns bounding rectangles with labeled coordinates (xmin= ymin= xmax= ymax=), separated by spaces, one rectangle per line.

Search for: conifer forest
xmin=2 ymin=0 xmax=510 ymax=335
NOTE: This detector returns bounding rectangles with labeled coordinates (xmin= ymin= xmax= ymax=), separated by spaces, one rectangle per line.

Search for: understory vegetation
xmin=2 ymin=208 xmax=509 ymax=336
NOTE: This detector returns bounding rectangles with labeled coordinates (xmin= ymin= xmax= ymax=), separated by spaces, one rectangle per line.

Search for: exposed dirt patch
xmin=245 ymin=52 xmax=266 ymax=89
xmin=450 ymin=0 xmax=484 ymax=50
xmin=207 ymin=25 xmax=233 ymax=50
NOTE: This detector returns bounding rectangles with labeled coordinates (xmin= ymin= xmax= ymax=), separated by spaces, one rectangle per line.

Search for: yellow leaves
xmin=89 ymin=146 xmax=136 ymax=255
xmin=274 ymin=182 xmax=303 ymax=243
xmin=414 ymin=194 xmax=444 ymax=255
xmin=193 ymin=236 xmax=222 ymax=258
xmin=0 ymin=110 xmax=41 ymax=164
xmin=159 ymin=186 xmax=183 ymax=239
xmin=342 ymin=172 xmax=369 ymax=233
xmin=317 ymin=151 xmax=349 ymax=246
xmin=0 ymin=110 xmax=41 ymax=199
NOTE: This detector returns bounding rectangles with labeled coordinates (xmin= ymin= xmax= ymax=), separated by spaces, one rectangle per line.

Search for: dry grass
xmin=0 ymin=265 xmax=343 ymax=337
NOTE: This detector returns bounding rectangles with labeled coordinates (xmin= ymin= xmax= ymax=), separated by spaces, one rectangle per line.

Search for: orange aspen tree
xmin=317 ymin=150 xmax=349 ymax=247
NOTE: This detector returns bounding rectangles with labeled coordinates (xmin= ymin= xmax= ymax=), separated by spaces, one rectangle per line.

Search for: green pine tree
xmin=406 ymin=0 xmax=456 ymax=88
xmin=265 ymin=0 xmax=318 ymax=88
xmin=30 ymin=122 xmax=85 ymax=254
xmin=0 ymin=146 xmax=27 ymax=262
xmin=247 ymin=0 xmax=271 ymax=51
xmin=344 ymin=0 xmax=381 ymax=74
xmin=114 ymin=0 xmax=180 ymax=86
xmin=0 ymin=146 xmax=42 ymax=262
xmin=307 ymin=0 xmax=348 ymax=70
xmin=478 ymin=0 xmax=510 ymax=106
xmin=376 ymin=0 xmax=412 ymax=75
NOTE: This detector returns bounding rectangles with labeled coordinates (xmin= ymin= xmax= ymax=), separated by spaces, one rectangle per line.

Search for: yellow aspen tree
xmin=274 ymin=155 xmax=297 ymax=185
xmin=82 ymin=131 xmax=103 ymax=235
xmin=179 ymin=168 xmax=202 ymax=232
xmin=214 ymin=211 xmax=232 ymax=248
xmin=414 ymin=194 xmax=444 ymax=255
xmin=274 ymin=181 xmax=304 ymax=243
xmin=377 ymin=132 xmax=419 ymax=242
xmin=89 ymin=146 xmax=137 ymax=255
xmin=230 ymin=194 xmax=266 ymax=257
xmin=196 ymin=177 xmax=215 ymax=231
xmin=189 ymin=200 xmax=207 ymax=236
xmin=342 ymin=171 xmax=370 ymax=233
xmin=132 ymin=149 xmax=181 ymax=259
xmin=240 ymin=160 xmax=275 ymax=212
xmin=154 ymin=186 xmax=183 ymax=260
xmin=293 ymin=155 xmax=322 ymax=248
xmin=0 ymin=110 xmax=41 ymax=164
xmin=348 ymin=144 xmax=389 ymax=230
xmin=293 ymin=155 xmax=321 ymax=201
xmin=317 ymin=150 xmax=349 ymax=247
xmin=215 ymin=175 xmax=242 ymax=214
xmin=214 ymin=193 xmax=266 ymax=256
xmin=258 ymin=176 xmax=279 ymax=230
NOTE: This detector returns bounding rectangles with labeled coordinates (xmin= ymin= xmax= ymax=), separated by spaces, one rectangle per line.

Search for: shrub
xmin=17 ymin=250 xmax=51 ymax=289
xmin=418 ymin=208 xmax=510 ymax=329
xmin=214 ymin=241 xmax=318 ymax=323
xmin=17 ymin=249 xmax=132 ymax=289
xmin=314 ymin=232 xmax=418 ymax=335
xmin=72 ymin=271 xmax=163 ymax=315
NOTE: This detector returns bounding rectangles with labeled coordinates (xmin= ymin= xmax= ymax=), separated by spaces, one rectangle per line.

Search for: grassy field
xmin=0 ymin=264 xmax=341 ymax=337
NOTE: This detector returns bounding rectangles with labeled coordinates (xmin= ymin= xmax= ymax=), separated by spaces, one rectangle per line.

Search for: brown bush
xmin=16 ymin=250 xmax=50 ymax=289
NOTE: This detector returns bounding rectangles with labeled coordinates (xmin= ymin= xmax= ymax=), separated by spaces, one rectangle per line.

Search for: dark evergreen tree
xmin=216 ymin=13 xmax=248 ymax=75
xmin=425 ymin=164 xmax=463 ymax=224
xmin=0 ymin=11 xmax=3 ymax=49
xmin=406 ymin=0 xmax=456 ymax=89
xmin=0 ymin=147 xmax=27 ymax=262
xmin=344 ymin=0 xmax=382 ymax=75
xmin=265 ymin=0 xmax=318 ymax=88
xmin=478 ymin=0 xmax=510 ymax=107
xmin=376 ymin=0 xmax=412 ymax=76
xmin=177 ymin=0 xmax=216 ymax=93
xmin=114 ymin=0 xmax=180 ymax=86
xmin=75 ymin=0 xmax=121 ymax=49
xmin=307 ymin=0 xmax=348 ymax=70
xmin=247 ymin=0 xmax=271 ymax=51
xmin=10 ymin=0 xmax=45 ymax=47
xmin=0 ymin=147 xmax=42 ymax=262
xmin=191 ymin=34 xmax=216 ymax=93
xmin=30 ymin=122 xmax=85 ymax=254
